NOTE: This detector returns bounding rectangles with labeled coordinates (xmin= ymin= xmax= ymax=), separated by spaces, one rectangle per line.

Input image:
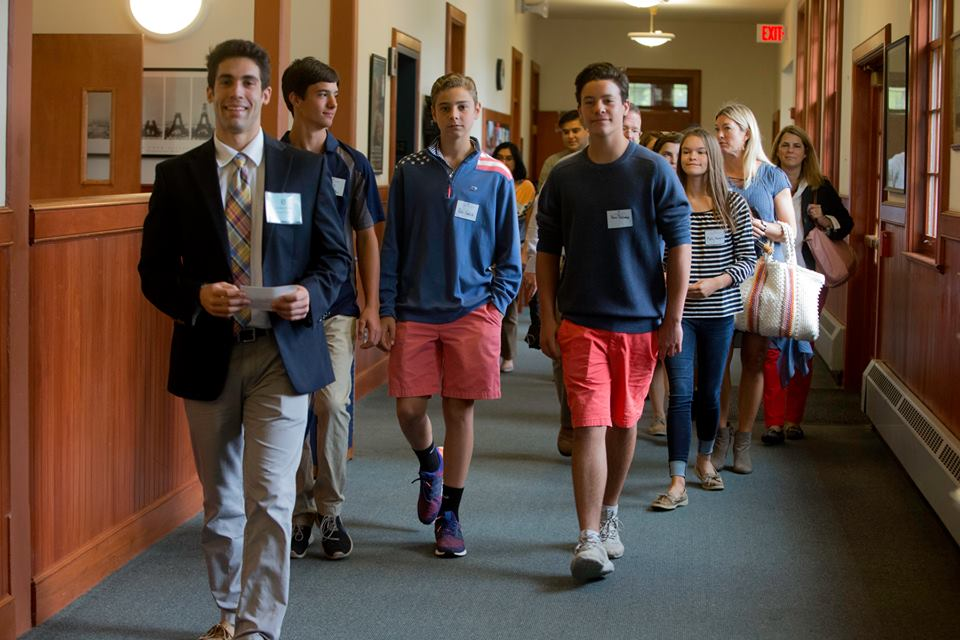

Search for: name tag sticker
xmin=705 ymin=228 xmax=727 ymax=246
xmin=331 ymin=177 xmax=346 ymax=197
xmin=265 ymin=192 xmax=303 ymax=225
xmin=455 ymin=200 xmax=480 ymax=222
xmin=607 ymin=209 xmax=633 ymax=229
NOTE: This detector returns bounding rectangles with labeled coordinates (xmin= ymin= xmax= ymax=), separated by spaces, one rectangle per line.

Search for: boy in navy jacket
xmin=537 ymin=63 xmax=692 ymax=581
xmin=379 ymin=73 xmax=521 ymax=558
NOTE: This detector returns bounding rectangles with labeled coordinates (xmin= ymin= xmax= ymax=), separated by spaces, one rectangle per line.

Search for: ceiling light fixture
xmin=628 ymin=6 xmax=675 ymax=48
xmin=128 ymin=0 xmax=206 ymax=39
xmin=623 ymin=0 xmax=666 ymax=8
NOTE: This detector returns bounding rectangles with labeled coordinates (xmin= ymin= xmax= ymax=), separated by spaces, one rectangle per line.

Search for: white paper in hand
xmin=241 ymin=285 xmax=298 ymax=311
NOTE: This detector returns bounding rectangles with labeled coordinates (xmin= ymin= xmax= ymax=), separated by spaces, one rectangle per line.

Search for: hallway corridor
xmin=23 ymin=332 xmax=960 ymax=640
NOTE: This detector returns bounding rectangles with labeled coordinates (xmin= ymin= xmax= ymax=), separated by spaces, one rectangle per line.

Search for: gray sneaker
xmin=599 ymin=514 xmax=624 ymax=559
xmin=570 ymin=533 xmax=614 ymax=581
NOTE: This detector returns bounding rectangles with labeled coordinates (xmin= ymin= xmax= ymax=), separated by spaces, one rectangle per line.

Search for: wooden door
xmin=31 ymin=34 xmax=142 ymax=199
xmin=529 ymin=61 xmax=540 ymax=182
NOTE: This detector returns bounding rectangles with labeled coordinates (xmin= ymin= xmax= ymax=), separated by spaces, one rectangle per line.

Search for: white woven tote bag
xmin=734 ymin=224 xmax=825 ymax=341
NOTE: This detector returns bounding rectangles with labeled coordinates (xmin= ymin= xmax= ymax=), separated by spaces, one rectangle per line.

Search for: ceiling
xmin=541 ymin=0 xmax=790 ymax=22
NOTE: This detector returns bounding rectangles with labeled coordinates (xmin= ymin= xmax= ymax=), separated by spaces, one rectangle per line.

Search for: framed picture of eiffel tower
xmin=141 ymin=68 xmax=210 ymax=156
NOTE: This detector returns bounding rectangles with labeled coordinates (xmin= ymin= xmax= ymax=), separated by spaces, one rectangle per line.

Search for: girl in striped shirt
xmin=651 ymin=128 xmax=755 ymax=511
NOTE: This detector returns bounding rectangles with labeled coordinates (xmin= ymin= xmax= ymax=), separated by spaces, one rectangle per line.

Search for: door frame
xmin=389 ymin=29 xmax=421 ymax=182
xmin=845 ymin=24 xmax=890 ymax=391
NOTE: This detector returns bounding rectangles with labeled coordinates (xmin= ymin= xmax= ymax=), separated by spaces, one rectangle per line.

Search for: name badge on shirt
xmin=455 ymin=200 xmax=480 ymax=222
xmin=607 ymin=209 xmax=633 ymax=229
xmin=705 ymin=228 xmax=727 ymax=246
xmin=265 ymin=192 xmax=303 ymax=225
xmin=331 ymin=177 xmax=346 ymax=197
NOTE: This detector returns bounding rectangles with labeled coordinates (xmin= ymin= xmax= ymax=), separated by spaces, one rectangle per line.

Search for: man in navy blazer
xmin=139 ymin=39 xmax=350 ymax=640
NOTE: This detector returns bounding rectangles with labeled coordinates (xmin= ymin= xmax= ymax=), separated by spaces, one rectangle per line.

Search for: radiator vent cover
xmin=869 ymin=365 xmax=902 ymax=406
xmin=940 ymin=446 xmax=960 ymax=484
xmin=820 ymin=309 xmax=840 ymax=336
xmin=900 ymin=399 xmax=944 ymax=452
xmin=863 ymin=360 xmax=960 ymax=545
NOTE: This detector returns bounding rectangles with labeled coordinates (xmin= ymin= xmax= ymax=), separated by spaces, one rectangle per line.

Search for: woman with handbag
xmin=651 ymin=128 xmax=756 ymax=510
xmin=713 ymin=103 xmax=795 ymax=474
xmin=762 ymin=125 xmax=854 ymax=441
xmin=493 ymin=141 xmax=536 ymax=373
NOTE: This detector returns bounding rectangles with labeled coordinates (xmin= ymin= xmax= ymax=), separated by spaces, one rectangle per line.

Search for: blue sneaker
xmin=434 ymin=510 xmax=466 ymax=557
xmin=412 ymin=451 xmax=443 ymax=524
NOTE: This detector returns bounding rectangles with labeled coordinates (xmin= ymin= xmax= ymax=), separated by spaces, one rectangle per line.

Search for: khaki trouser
xmin=183 ymin=334 xmax=308 ymax=640
xmin=293 ymin=315 xmax=356 ymax=523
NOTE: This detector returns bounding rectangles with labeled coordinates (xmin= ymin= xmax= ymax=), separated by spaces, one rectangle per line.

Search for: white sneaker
xmin=599 ymin=514 xmax=624 ymax=559
xmin=570 ymin=533 xmax=614 ymax=581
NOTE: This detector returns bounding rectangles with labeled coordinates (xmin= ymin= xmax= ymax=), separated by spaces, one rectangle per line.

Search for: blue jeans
xmin=664 ymin=316 xmax=735 ymax=477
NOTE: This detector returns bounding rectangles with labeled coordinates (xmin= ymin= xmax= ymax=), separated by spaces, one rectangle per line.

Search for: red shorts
xmin=388 ymin=304 xmax=502 ymax=399
xmin=557 ymin=319 xmax=658 ymax=428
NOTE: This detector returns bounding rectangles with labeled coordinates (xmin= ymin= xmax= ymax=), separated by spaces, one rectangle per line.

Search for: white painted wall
xmin=291 ymin=0 xmax=330 ymax=64
xmin=531 ymin=17 xmax=781 ymax=154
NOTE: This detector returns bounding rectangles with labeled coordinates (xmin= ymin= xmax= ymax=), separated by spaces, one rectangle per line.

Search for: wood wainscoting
xmin=876 ymin=214 xmax=960 ymax=441
xmin=29 ymin=196 xmax=200 ymax=623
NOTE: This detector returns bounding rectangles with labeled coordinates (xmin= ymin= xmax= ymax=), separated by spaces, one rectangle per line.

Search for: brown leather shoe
xmin=197 ymin=623 xmax=234 ymax=640
xmin=557 ymin=424 xmax=573 ymax=457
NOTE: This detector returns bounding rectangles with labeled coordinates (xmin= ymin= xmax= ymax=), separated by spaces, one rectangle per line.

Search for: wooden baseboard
xmin=32 ymin=480 xmax=201 ymax=624
xmin=356 ymin=355 xmax=388 ymax=400
xmin=0 ymin=595 xmax=14 ymax=640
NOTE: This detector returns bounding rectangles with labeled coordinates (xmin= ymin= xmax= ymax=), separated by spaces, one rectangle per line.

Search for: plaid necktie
xmin=225 ymin=153 xmax=252 ymax=329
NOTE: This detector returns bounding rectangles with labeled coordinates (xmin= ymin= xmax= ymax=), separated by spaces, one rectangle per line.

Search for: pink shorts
xmin=388 ymin=304 xmax=502 ymax=399
xmin=557 ymin=319 xmax=658 ymax=428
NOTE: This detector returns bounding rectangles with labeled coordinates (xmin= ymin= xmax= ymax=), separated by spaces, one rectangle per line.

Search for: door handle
xmin=864 ymin=234 xmax=880 ymax=249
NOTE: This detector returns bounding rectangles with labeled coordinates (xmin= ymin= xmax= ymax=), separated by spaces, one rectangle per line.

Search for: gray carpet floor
xmin=23 ymin=329 xmax=960 ymax=640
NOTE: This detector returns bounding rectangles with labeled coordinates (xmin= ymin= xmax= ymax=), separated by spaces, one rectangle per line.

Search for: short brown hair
xmin=281 ymin=57 xmax=339 ymax=114
xmin=206 ymin=39 xmax=271 ymax=90
xmin=574 ymin=62 xmax=628 ymax=104
xmin=430 ymin=73 xmax=479 ymax=104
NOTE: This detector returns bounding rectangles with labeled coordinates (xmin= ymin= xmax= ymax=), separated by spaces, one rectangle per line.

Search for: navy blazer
xmin=139 ymin=135 xmax=351 ymax=401
xmin=799 ymin=178 xmax=854 ymax=267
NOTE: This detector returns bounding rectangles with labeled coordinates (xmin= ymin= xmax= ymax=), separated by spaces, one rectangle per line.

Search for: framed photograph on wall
xmin=481 ymin=107 xmax=512 ymax=154
xmin=141 ymin=68 xmax=211 ymax=156
xmin=368 ymin=54 xmax=386 ymax=174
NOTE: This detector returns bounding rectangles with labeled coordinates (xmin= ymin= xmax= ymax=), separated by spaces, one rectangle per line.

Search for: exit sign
xmin=757 ymin=24 xmax=785 ymax=43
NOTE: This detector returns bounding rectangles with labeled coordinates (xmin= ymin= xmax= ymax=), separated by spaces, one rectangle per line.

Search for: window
xmin=908 ymin=0 xmax=950 ymax=256
xmin=794 ymin=2 xmax=807 ymax=127
xmin=804 ymin=0 xmax=823 ymax=148
xmin=625 ymin=69 xmax=701 ymax=133
xmin=821 ymin=0 xmax=843 ymax=182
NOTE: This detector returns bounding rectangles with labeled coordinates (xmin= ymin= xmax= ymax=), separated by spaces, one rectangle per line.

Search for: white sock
xmin=601 ymin=504 xmax=618 ymax=521
xmin=580 ymin=528 xmax=600 ymax=541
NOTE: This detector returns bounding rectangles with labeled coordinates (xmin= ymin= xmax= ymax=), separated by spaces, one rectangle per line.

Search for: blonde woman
xmin=713 ymin=103 xmax=794 ymax=474
xmin=652 ymin=128 xmax=755 ymax=510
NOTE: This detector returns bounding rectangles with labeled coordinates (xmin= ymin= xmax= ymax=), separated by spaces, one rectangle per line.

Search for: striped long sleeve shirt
xmin=673 ymin=191 xmax=756 ymax=318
